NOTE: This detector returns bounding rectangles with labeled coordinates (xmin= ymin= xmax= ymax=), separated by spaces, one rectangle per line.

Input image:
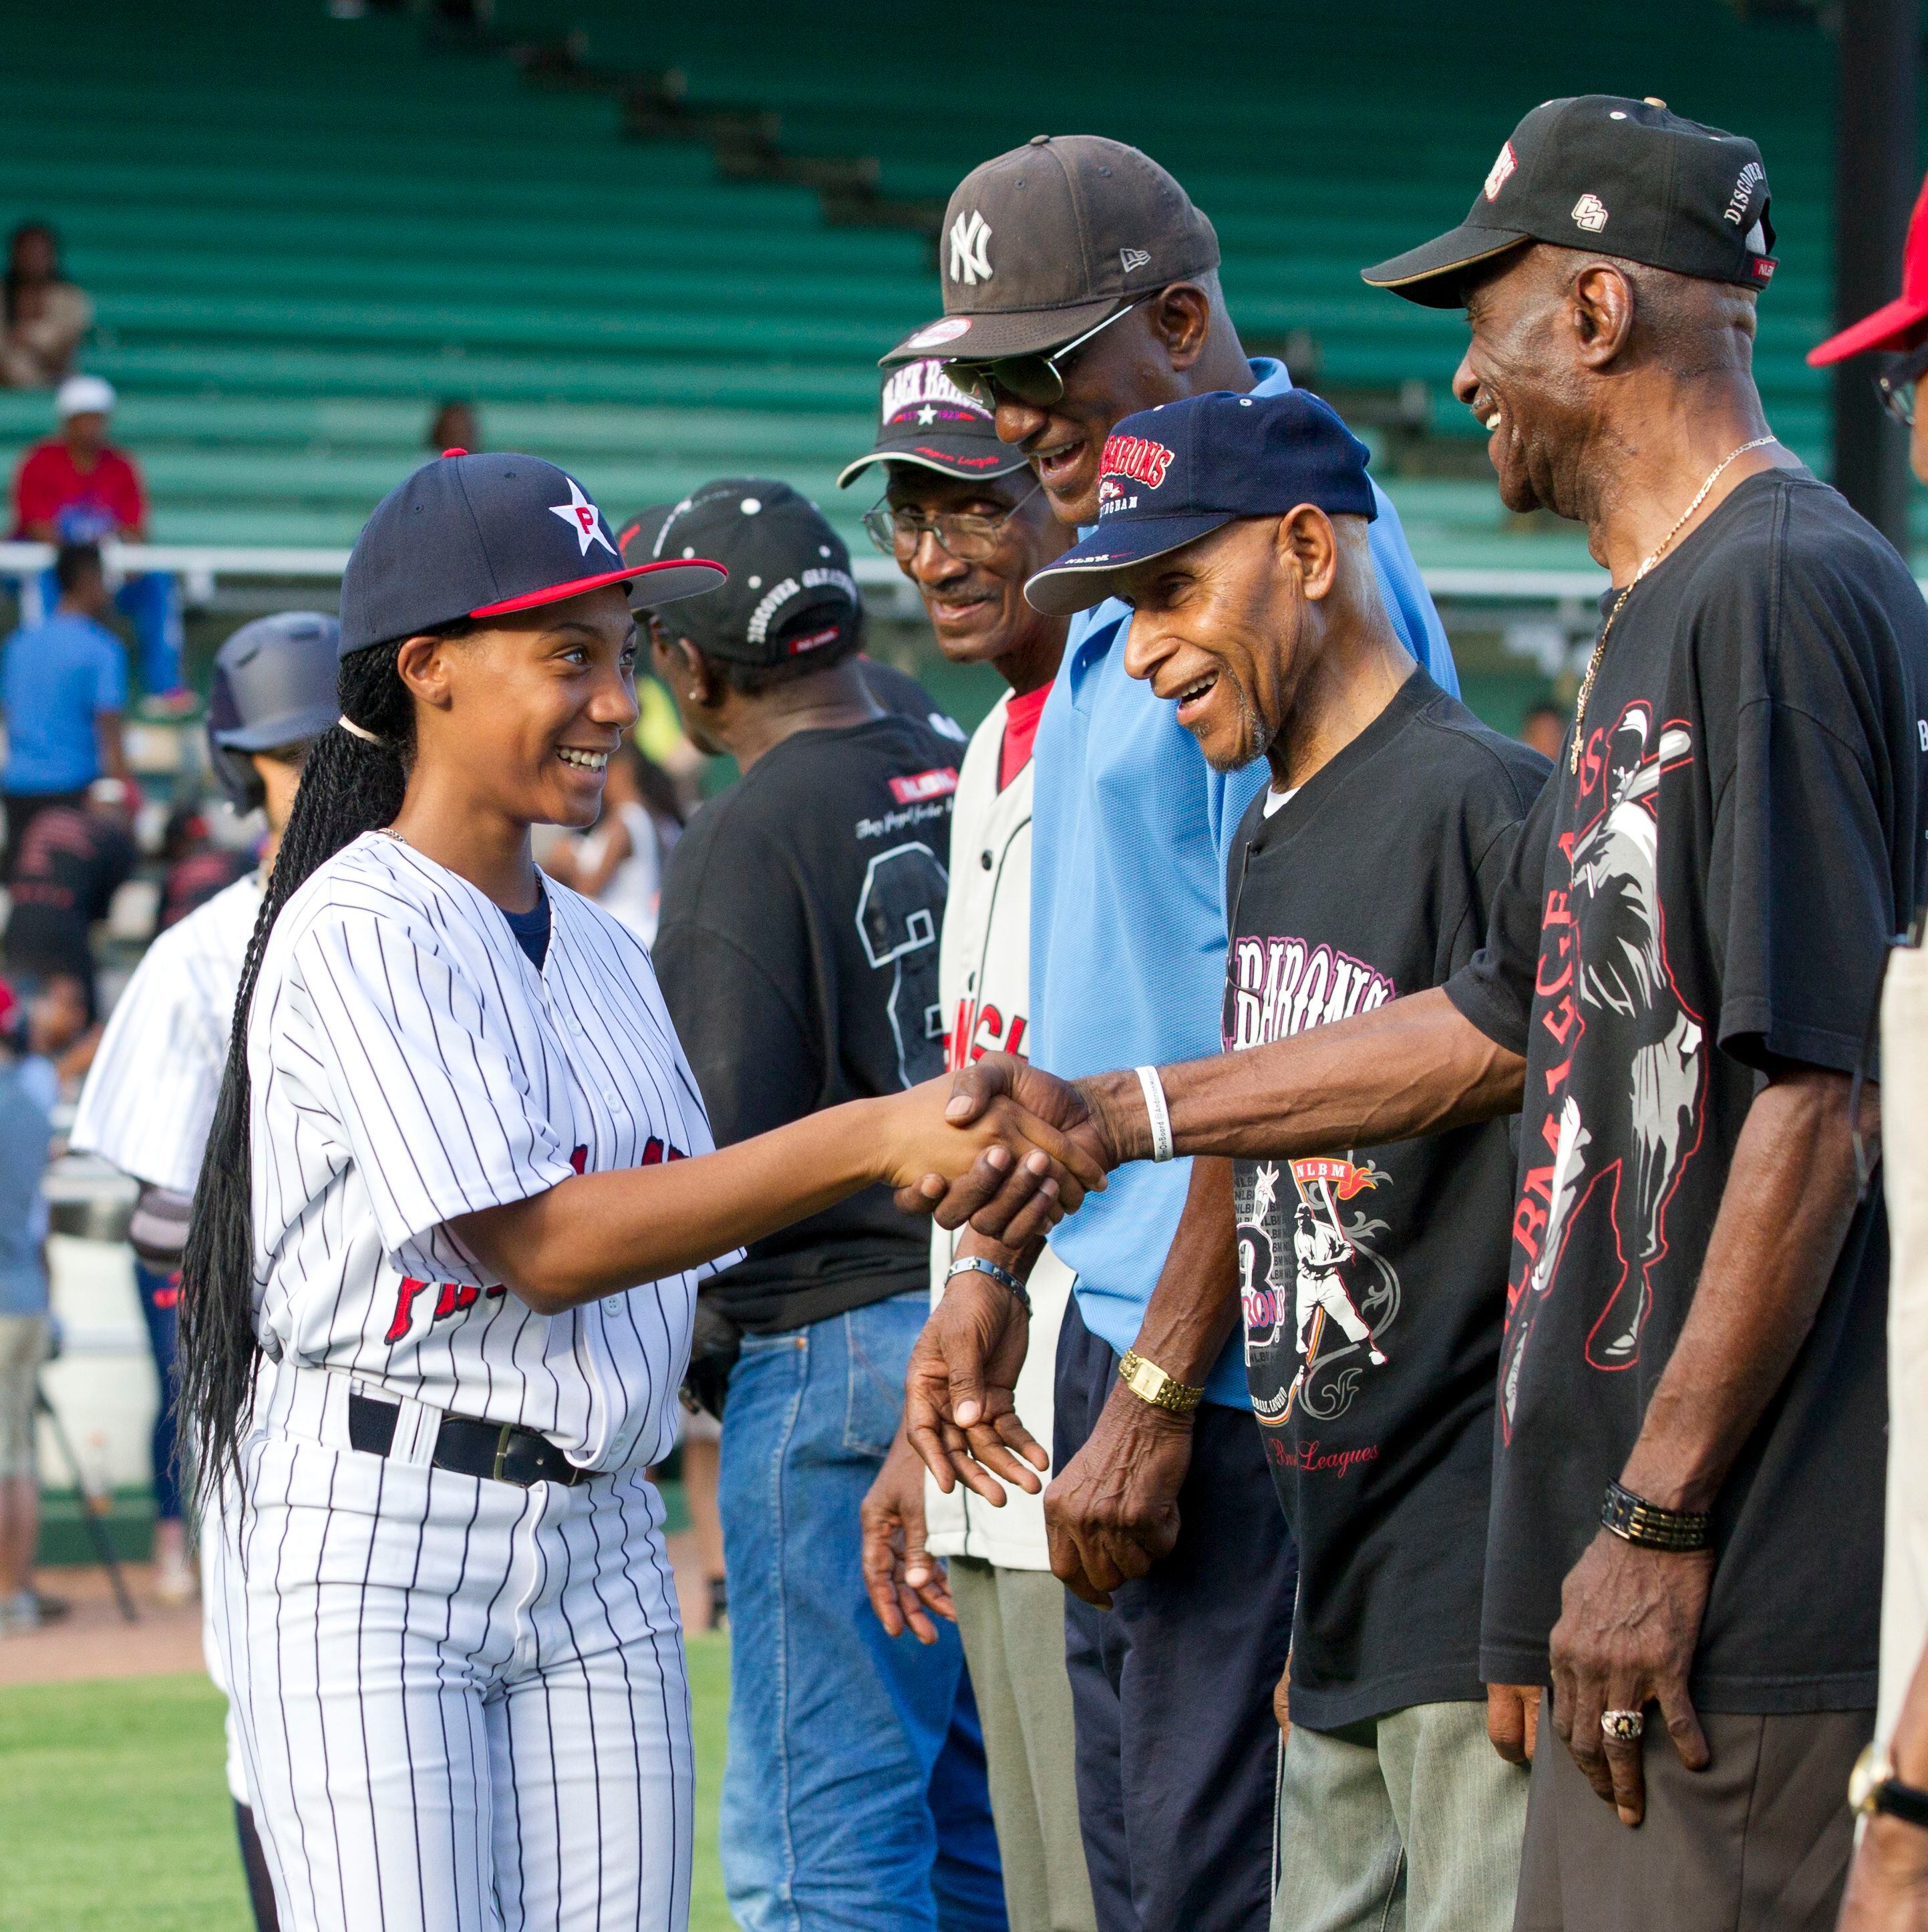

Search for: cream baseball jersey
xmin=247 ymin=830 xmax=734 ymax=1472
xmin=925 ymin=689 xmax=1069 ymax=1571
xmin=71 ymin=872 xmax=263 ymax=1194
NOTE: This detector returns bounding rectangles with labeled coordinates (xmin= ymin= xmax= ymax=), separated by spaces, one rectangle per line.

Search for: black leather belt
xmin=347 ymin=1389 xmax=590 ymax=1490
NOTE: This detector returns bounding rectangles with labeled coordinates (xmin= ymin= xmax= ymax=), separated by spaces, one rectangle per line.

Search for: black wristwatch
xmin=1851 ymin=1744 xmax=1928 ymax=1830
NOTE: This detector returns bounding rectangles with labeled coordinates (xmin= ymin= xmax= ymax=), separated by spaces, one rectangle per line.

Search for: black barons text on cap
xmin=337 ymin=450 xmax=724 ymax=659
xmin=1361 ymin=96 xmax=1776 ymax=309
xmin=836 ymin=359 xmax=1030 ymax=490
xmin=881 ymin=135 xmax=1219 ymax=366
xmin=626 ymin=480 xmax=860 ymax=668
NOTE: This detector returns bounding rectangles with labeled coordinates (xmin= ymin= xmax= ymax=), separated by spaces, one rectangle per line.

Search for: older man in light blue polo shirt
xmin=889 ymin=138 xmax=1454 ymax=1932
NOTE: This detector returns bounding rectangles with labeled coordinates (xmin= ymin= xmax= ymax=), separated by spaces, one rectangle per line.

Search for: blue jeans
xmin=134 ymin=1261 xmax=184 ymax=1523
xmin=719 ymin=1291 xmax=1005 ymax=1932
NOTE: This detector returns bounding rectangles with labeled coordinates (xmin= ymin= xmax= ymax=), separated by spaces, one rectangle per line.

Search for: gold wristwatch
xmin=1118 ymin=1349 xmax=1204 ymax=1416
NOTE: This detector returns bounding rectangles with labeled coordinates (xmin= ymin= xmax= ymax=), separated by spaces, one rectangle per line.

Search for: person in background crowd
xmin=13 ymin=375 xmax=184 ymax=698
xmin=1 ymin=222 xmax=92 ymax=391
xmin=71 ymin=611 xmax=338 ymax=1929
xmin=1018 ymin=385 xmax=1547 ymax=1931
xmin=0 ymin=977 xmax=59 ymax=1635
xmin=155 ymin=800 xmax=254 ymax=930
xmin=540 ymin=738 xmax=683 ymax=945
xmin=920 ymin=94 xmax=1925 ymax=1932
xmin=844 ymin=359 xmax=1095 ymax=1932
xmin=891 ymin=136 xmax=1452 ymax=1932
xmin=643 ymin=478 xmax=1006 ymax=1932
xmin=1518 ymin=697 xmax=1569 ymax=762
xmin=0 ymin=541 xmax=128 ymax=880
xmin=426 ymin=397 xmax=482 ymax=454
xmin=1809 ymin=164 xmax=1928 ymax=1932
xmin=3 ymin=775 xmax=137 ymax=1029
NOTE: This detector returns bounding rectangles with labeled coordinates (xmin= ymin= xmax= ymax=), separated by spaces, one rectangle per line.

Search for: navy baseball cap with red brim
xmin=1024 ymin=389 xmax=1376 ymax=617
xmin=338 ymin=448 xmax=725 ymax=657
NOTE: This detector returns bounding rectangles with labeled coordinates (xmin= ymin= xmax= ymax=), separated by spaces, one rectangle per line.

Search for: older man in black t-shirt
xmin=639 ymin=480 xmax=1003 ymax=1932
xmin=920 ymin=98 xmax=1928 ymax=1932
xmin=1015 ymin=385 xmax=1549 ymax=1931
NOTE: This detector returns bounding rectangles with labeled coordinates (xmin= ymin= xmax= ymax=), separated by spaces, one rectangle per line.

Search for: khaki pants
xmin=949 ymin=1557 xmax=1096 ymax=1932
xmin=1271 ymin=1702 xmax=1528 ymax=1932
xmin=0 ymin=1313 xmax=47 ymax=1480
xmin=1512 ymin=1708 xmax=1869 ymax=1931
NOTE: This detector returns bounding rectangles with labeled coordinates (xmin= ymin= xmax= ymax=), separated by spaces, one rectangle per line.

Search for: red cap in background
xmin=1809 ymin=171 xmax=1928 ymax=365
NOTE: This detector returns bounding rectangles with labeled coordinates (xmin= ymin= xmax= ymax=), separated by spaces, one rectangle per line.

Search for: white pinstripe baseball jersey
xmin=71 ymin=872 xmax=263 ymax=1194
xmin=247 ymin=830 xmax=734 ymax=1473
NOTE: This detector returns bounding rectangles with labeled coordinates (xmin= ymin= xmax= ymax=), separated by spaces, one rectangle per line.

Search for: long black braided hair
xmin=177 ymin=624 xmax=469 ymax=1496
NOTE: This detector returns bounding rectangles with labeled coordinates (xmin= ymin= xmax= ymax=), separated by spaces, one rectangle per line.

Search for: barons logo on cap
xmin=880 ymin=359 xmax=990 ymax=430
xmin=1098 ymin=432 xmax=1175 ymax=515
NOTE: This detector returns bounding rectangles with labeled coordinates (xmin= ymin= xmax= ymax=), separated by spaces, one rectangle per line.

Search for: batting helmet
xmin=206 ymin=612 xmax=341 ymax=812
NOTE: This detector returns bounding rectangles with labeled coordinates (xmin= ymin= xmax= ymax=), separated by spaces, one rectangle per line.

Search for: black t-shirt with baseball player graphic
xmin=655 ymin=710 xmax=959 ymax=1333
xmin=1227 ymin=669 xmax=1549 ymax=1730
xmin=1448 ymin=468 xmax=1928 ymax=1713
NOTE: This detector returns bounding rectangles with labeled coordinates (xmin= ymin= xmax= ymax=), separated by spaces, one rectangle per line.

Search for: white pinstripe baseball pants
xmin=210 ymin=1363 xmax=693 ymax=1932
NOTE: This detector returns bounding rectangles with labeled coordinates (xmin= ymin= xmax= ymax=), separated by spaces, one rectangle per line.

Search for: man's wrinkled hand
xmin=1275 ymin=1654 xmax=1292 ymax=1740
xmin=1549 ymin=1530 xmax=1713 ymax=1826
xmin=894 ymin=1056 xmax=1120 ymax=1243
xmin=860 ymin=1427 xmax=955 ymax=1644
xmin=1487 ymin=1683 xmax=1541 ymax=1766
xmin=903 ymin=1269 xmax=1046 ymax=1504
xmin=1043 ymin=1381 xmax=1190 ymax=1608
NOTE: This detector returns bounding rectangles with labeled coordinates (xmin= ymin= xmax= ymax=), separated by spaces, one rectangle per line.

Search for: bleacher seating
xmin=0 ymin=0 xmax=1897 ymax=583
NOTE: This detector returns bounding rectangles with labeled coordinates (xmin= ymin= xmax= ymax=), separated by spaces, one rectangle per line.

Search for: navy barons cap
xmin=1024 ymin=389 xmax=1376 ymax=616
xmin=836 ymin=359 xmax=1029 ymax=489
xmin=337 ymin=449 xmax=726 ymax=657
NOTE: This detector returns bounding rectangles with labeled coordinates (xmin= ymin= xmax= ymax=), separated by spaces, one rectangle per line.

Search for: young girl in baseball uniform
xmin=178 ymin=452 xmax=1092 ymax=1932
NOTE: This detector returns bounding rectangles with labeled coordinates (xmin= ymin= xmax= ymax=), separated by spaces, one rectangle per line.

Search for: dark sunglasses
xmin=944 ymin=298 xmax=1149 ymax=412
xmin=1875 ymin=340 xmax=1928 ymax=428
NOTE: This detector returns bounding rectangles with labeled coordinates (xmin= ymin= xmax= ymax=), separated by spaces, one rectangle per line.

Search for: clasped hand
xmin=881 ymin=1058 xmax=1112 ymax=1252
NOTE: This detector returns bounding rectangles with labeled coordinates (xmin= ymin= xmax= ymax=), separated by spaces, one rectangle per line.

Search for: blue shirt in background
xmin=0 ymin=1056 xmax=53 ymax=1317
xmin=1 ymin=610 xmax=127 ymax=796
xmin=1031 ymin=358 xmax=1455 ymax=1407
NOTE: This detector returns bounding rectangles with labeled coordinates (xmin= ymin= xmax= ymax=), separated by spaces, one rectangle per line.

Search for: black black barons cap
xmin=625 ymin=480 xmax=860 ymax=667
xmin=880 ymin=136 xmax=1219 ymax=366
xmin=337 ymin=449 xmax=724 ymax=657
xmin=1361 ymin=96 xmax=1776 ymax=309
xmin=836 ymin=359 xmax=1030 ymax=490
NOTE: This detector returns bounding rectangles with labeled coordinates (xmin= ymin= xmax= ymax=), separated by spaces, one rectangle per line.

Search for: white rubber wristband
xmin=1135 ymin=1065 xmax=1174 ymax=1163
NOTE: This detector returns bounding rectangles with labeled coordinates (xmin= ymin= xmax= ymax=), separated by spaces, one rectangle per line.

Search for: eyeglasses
xmin=943 ymin=298 xmax=1149 ymax=412
xmin=863 ymin=480 xmax=1043 ymax=563
xmin=1875 ymin=341 xmax=1928 ymax=428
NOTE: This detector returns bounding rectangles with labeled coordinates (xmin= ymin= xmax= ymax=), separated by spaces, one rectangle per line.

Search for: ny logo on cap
xmin=1484 ymin=142 xmax=1516 ymax=202
xmin=1571 ymin=194 xmax=1610 ymax=234
xmin=950 ymin=210 xmax=994 ymax=287
xmin=550 ymin=475 xmax=617 ymax=558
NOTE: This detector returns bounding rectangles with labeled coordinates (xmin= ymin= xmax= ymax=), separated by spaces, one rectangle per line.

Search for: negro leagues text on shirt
xmin=1225 ymin=671 xmax=1548 ymax=1728
xmin=1448 ymin=469 xmax=1928 ymax=1710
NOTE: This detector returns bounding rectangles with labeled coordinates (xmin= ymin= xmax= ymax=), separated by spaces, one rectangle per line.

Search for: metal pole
xmin=1832 ymin=0 xmax=1919 ymax=548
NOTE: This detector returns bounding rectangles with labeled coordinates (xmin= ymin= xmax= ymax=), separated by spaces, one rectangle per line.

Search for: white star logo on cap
xmin=549 ymin=476 xmax=617 ymax=558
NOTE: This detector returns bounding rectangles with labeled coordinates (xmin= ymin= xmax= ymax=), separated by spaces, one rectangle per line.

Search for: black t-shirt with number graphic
xmin=1227 ymin=670 xmax=1549 ymax=1729
xmin=1447 ymin=468 xmax=1928 ymax=1712
xmin=655 ymin=711 xmax=958 ymax=1333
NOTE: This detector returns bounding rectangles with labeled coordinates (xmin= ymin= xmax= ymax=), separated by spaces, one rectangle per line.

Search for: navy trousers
xmin=1055 ymin=1299 xmax=1297 ymax=1932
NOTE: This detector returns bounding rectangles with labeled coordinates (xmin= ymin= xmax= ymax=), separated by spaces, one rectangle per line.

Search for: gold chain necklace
xmin=1567 ymin=435 xmax=1778 ymax=774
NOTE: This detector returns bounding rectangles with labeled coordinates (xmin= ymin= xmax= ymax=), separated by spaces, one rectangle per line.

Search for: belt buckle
xmin=492 ymin=1422 xmax=518 ymax=1485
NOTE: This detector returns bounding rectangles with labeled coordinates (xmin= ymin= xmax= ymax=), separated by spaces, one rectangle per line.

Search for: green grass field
xmin=0 ymin=1634 xmax=734 ymax=1931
